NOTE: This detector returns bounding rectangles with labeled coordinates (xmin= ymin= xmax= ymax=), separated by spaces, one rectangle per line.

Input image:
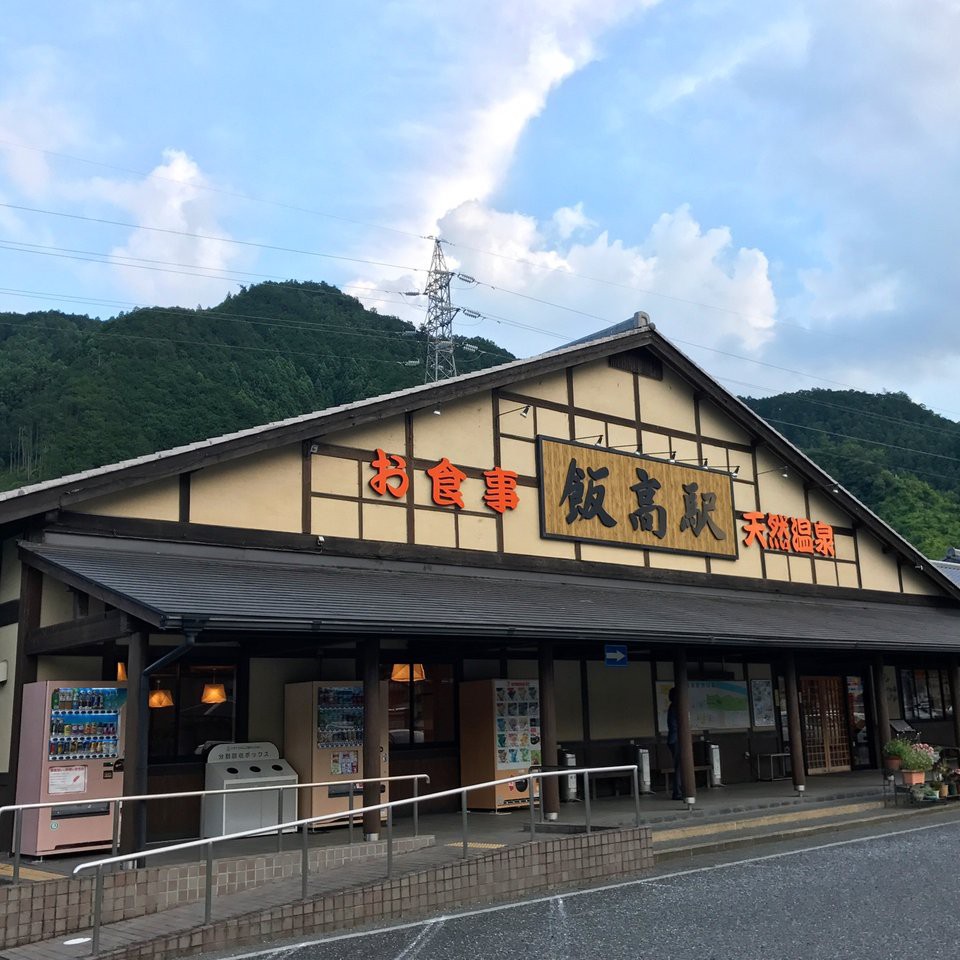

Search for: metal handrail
xmin=2 ymin=773 xmax=430 ymax=883
xmin=72 ymin=764 xmax=640 ymax=956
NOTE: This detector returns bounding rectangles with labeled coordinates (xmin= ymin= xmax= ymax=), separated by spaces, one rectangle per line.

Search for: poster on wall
xmin=656 ymin=680 xmax=751 ymax=732
xmin=494 ymin=680 xmax=542 ymax=771
xmin=749 ymin=679 xmax=776 ymax=727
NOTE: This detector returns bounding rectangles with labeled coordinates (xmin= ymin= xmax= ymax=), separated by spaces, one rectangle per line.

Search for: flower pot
xmin=885 ymin=755 xmax=902 ymax=771
xmin=902 ymin=770 xmax=926 ymax=786
xmin=940 ymin=784 xmax=949 ymax=799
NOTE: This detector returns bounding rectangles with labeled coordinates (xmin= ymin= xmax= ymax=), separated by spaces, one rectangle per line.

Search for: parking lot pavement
xmin=219 ymin=808 xmax=960 ymax=960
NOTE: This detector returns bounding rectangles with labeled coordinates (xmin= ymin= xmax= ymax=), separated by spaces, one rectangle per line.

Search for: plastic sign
xmin=368 ymin=449 xmax=520 ymax=515
xmin=605 ymin=644 xmax=628 ymax=668
xmin=741 ymin=512 xmax=835 ymax=557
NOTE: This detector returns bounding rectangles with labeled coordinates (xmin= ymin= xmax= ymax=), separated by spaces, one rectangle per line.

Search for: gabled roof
xmin=1 ymin=316 xmax=957 ymax=599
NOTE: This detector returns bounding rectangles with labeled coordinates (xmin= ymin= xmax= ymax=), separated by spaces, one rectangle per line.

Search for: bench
xmin=661 ymin=765 xmax=714 ymax=793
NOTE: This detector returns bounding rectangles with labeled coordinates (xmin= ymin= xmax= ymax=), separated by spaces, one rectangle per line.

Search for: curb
xmin=654 ymin=804 xmax=955 ymax=862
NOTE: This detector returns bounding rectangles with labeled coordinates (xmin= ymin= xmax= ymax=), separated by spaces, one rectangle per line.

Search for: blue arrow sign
xmin=605 ymin=644 xmax=628 ymax=667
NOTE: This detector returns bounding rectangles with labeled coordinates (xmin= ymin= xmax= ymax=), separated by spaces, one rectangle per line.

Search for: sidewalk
xmin=1 ymin=769 xmax=888 ymax=882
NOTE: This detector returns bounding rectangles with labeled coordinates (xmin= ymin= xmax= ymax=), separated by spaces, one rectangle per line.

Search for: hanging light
xmin=390 ymin=663 xmax=427 ymax=682
xmin=148 ymin=683 xmax=174 ymax=709
xmin=116 ymin=662 xmax=128 ymax=682
xmin=201 ymin=683 xmax=227 ymax=704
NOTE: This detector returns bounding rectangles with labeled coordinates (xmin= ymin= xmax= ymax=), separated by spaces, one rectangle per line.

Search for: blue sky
xmin=2 ymin=1 xmax=960 ymax=416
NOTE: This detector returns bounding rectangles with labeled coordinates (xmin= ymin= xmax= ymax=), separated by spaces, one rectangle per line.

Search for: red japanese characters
xmin=368 ymin=450 xmax=519 ymax=514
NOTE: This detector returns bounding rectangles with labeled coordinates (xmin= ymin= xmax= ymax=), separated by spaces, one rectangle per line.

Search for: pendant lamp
xmin=390 ymin=663 xmax=426 ymax=682
xmin=148 ymin=680 xmax=174 ymax=708
xmin=116 ymin=662 xmax=128 ymax=681
xmin=201 ymin=682 xmax=227 ymax=704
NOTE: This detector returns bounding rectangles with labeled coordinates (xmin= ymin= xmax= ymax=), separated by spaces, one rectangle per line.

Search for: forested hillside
xmin=744 ymin=390 xmax=960 ymax=560
xmin=0 ymin=281 xmax=511 ymax=491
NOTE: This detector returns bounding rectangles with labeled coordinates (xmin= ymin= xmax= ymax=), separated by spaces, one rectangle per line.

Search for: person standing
xmin=667 ymin=687 xmax=684 ymax=801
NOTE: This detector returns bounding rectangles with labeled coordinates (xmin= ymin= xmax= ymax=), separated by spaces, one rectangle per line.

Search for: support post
xmin=361 ymin=637 xmax=382 ymax=840
xmin=538 ymin=641 xmax=560 ymax=820
xmin=121 ymin=631 xmax=148 ymax=854
xmin=674 ymin=648 xmax=697 ymax=805
xmin=873 ymin=655 xmax=892 ymax=764
xmin=784 ymin=652 xmax=806 ymax=794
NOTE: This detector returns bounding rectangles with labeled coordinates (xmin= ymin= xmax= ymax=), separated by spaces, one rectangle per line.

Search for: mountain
xmin=0 ymin=281 xmax=512 ymax=492
xmin=743 ymin=389 xmax=960 ymax=560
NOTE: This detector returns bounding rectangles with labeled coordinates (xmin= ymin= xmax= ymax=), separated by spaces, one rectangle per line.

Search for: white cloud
xmin=552 ymin=202 xmax=595 ymax=240
xmin=430 ymin=200 xmax=777 ymax=354
xmin=0 ymin=47 xmax=87 ymax=198
xmin=84 ymin=149 xmax=244 ymax=305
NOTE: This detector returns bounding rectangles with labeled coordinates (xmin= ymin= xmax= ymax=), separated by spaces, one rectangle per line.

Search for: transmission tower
xmin=422 ymin=237 xmax=459 ymax=382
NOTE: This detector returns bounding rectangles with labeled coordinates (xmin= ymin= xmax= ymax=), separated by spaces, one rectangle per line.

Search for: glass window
xmin=386 ymin=663 xmax=455 ymax=746
xmin=900 ymin=668 xmax=953 ymax=721
xmin=148 ymin=664 xmax=236 ymax=762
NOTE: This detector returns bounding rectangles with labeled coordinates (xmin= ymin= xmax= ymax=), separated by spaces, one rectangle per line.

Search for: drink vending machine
xmin=15 ymin=681 xmax=127 ymax=856
xmin=283 ymin=681 xmax=389 ymax=824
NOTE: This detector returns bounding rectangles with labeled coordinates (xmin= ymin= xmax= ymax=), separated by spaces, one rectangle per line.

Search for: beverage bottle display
xmin=52 ymin=689 xmax=60 ymax=711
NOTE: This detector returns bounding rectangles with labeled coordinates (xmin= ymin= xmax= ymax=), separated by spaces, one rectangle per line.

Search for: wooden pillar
xmin=4 ymin=565 xmax=41 ymax=842
xmin=120 ymin=631 xmax=148 ymax=854
xmin=950 ymin=656 xmax=960 ymax=751
xmin=872 ymin=655 xmax=891 ymax=764
xmin=783 ymin=652 xmax=806 ymax=792
xmin=361 ymin=637 xmax=382 ymax=840
xmin=538 ymin=642 xmax=560 ymax=820
xmin=673 ymin=648 xmax=697 ymax=804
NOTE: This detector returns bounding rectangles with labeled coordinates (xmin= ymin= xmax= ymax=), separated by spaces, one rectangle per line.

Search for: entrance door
xmin=800 ymin=676 xmax=852 ymax=774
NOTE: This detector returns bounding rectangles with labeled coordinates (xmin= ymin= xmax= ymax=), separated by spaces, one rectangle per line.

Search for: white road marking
xmin=226 ymin=815 xmax=960 ymax=958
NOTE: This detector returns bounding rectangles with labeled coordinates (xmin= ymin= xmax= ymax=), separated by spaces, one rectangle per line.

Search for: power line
xmin=0 ymin=137 xmax=431 ymax=241
xmin=0 ymin=201 xmax=427 ymax=273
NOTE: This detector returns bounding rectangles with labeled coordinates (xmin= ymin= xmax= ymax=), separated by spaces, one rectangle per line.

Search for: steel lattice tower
xmin=422 ymin=238 xmax=459 ymax=382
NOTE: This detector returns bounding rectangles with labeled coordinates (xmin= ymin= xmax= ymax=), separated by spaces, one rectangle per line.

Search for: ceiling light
xmin=201 ymin=683 xmax=227 ymax=705
xmin=148 ymin=688 xmax=174 ymax=709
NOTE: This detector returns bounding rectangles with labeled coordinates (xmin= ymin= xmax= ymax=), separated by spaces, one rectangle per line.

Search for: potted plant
xmin=883 ymin=737 xmax=912 ymax=771
xmin=901 ymin=742 xmax=938 ymax=786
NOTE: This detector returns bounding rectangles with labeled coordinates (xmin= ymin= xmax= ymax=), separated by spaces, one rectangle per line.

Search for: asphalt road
xmin=224 ymin=811 xmax=960 ymax=960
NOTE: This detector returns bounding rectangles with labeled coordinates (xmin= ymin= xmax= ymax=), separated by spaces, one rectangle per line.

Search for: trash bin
xmin=558 ymin=750 xmax=578 ymax=802
xmin=201 ymin=742 xmax=298 ymax=839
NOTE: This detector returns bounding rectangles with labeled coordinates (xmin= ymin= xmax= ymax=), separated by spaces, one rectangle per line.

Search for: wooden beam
xmin=784 ymin=652 xmax=806 ymax=791
xmin=361 ymin=637 xmax=382 ymax=839
xmin=121 ymin=631 xmax=149 ymax=854
xmin=538 ymin=641 xmax=560 ymax=819
xmin=872 ymin=655 xmax=891 ymax=762
xmin=673 ymin=648 xmax=697 ymax=804
xmin=25 ymin=611 xmax=130 ymax=655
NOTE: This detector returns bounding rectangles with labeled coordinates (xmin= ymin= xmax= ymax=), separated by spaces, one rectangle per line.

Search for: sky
xmin=2 ymin=1 xmax=960 ymax=417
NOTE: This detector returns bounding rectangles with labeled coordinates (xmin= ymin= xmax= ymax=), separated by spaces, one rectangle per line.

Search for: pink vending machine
xmin=15 ymin=681 xmax=127 ymax=856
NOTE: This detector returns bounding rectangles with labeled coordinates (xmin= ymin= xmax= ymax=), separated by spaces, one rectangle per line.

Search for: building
xmin=2 ymin=316 xmax=959 ymax=848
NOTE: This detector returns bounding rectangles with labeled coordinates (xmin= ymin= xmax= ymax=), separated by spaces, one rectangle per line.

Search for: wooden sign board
xmin=537 ymin=437 xmax=739 ymax=560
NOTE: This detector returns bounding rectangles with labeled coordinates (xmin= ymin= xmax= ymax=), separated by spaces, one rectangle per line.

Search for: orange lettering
xmin=427 ymin=457 xmax=467 ymax=508
xmin=483 ymin=467 xmax=520 ymax=514
xmin=766 ymin=513 xmax=791 ymax=552
xmin=813 ymin=521 xmax=835 ymax=557
xmin=742 ymin=512 xmax=767 ymax=549
xmin=369 ymin=448 xmax=409 ymax=498
xmin=791 ymin=517 xmax=814 ymax=554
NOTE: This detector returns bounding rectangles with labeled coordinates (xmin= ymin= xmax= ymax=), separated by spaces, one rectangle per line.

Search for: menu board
xmin=494 ymin=680 xmax=542 ymax=771
xmin=316 ymin=684 xmax=364 ymax=748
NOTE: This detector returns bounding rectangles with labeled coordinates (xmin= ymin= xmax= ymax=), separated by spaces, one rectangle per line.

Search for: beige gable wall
xmin=52 ymin=353 xmax=946 ymax=598
xmin=190 ymin=445 xmax=302 ymax=533
xmin=75 ymin=478 xmax=180 ymax=522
